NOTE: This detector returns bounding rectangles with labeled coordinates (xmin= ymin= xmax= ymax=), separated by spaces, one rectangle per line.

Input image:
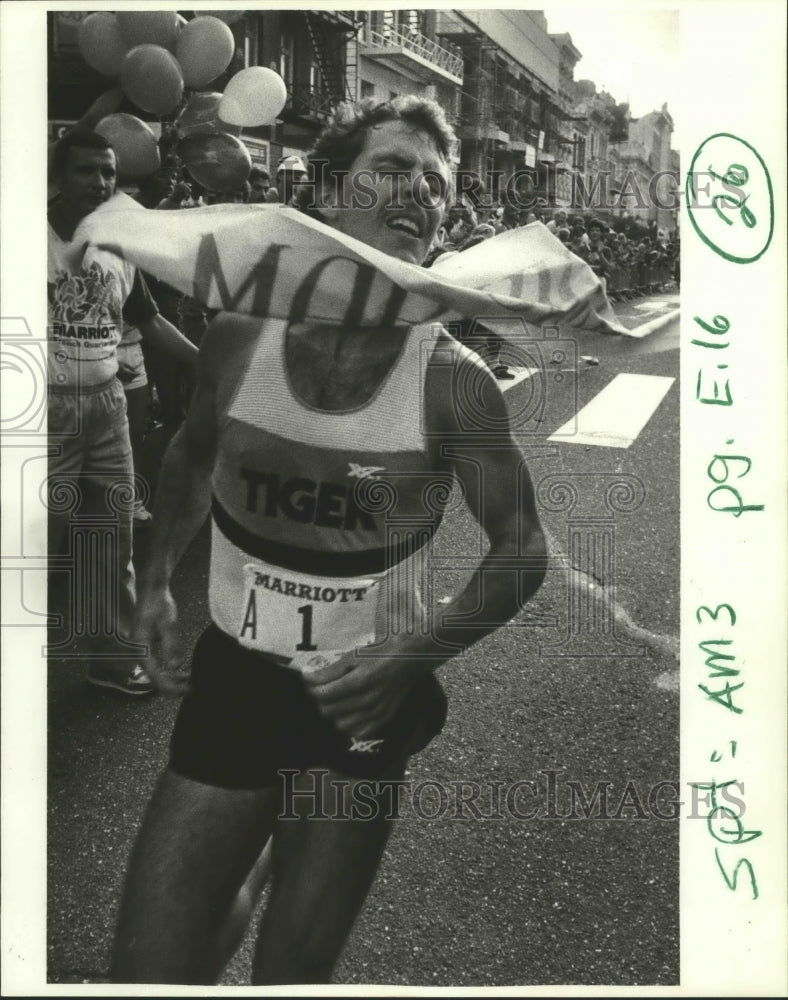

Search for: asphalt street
xmin=47 ymin=295 xmax=680 ymax=987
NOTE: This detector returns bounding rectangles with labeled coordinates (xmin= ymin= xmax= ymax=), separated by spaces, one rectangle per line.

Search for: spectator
xmin=499 ymin=202 xmax=519 ymax=231
xmin=570 ymin=217 xmax=590 ymax=250
xmin=248 ymin=167 xmax=272 ymax=203
xmin=48 ymin=129 xmax=198 ymax=694
xmin=277 ymin=155 xmax=308 ymax=206
xmin=585 ymin=219 xmax=614 ymax=282
xmin=134 ymin=158 xmax=179 ymax=210
xmin=456 ymin=222 xmax=496 ymax=252
xmin=546 ymin=208 xmax=568 ymax=234
xmin=207 ymin=182 xmax=251 ymax=205
xmin=445 ymin=198 xmax=477 ymax=245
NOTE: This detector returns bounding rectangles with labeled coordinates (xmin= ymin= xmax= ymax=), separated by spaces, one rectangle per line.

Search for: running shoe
xmin=86 ymin=663 xmax=155 ymax=696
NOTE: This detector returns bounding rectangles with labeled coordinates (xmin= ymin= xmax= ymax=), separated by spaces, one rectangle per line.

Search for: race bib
xmin=238 ymin=562 xmax=381 ymax=662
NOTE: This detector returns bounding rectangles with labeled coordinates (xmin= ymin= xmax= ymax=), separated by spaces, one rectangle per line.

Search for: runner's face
xmin=57 ymin=147 xmax=117 ymax=220
xmin=333 ymin=120 xmax=450 ymax=265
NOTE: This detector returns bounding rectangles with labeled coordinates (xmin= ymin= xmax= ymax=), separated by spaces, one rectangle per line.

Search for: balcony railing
xmin=365 ymin=26 xmax=464 ymax=81
xmin=284 ymin=84 xmax=339 ymax=121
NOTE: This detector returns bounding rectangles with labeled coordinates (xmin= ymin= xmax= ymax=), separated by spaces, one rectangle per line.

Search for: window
xmin=51 ymin=11 xmax=85 ymax=52
xmin=398 ymin=9 xmax=426 ymax=36
xmin=370 ymin=11 xmax=395 ymax=37
xmin=574 ymin=136 xmax=586 ymax=171
xmin=360 ymin=81 xmax=375 ymax=99
xmin=279 ymin=28 xmax=294 ymax=89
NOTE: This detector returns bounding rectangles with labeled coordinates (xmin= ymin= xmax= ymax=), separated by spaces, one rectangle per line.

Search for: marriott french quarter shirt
xmin=48 ymin=221 xmax=157 ymax=391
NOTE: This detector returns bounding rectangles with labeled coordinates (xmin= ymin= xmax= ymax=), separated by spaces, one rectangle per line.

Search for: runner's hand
xmin=133 ymin=587 xmax=190 ymax=696
xmin=303 ymin=653 xmax=421 ymax=737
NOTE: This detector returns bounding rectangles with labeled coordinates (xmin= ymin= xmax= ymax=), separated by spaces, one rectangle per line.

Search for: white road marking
xmin=498 ymin=367 xmax=540 ymax=391
xmin=627 ymin=307 xmax=681 ymax=339
xmin=548 ymin=373 xmax=675 ymax=448
xmin=631 ymin=298 xmax=677 ymax=312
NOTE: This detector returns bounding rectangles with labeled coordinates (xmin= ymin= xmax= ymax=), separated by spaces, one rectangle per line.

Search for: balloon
xmin=120 ymin=45 xmax=184 ymax=115
xmin=95 ymin=113 xmax=160 ymax=178
xmin=77 ymin=87 xmax=125 ymax=130
xmin=200 ymin=10 xmax=246 ymax=25
xmin=176 ymin=16 xmax=235 ymax=89
xmin=219 ymin=67 xmax=287 ymax=127
xmin=78 ymin=12 xmax=129 ymax=77
xmin=177 ymin=91 xmax=242 ymax=138
xmin=117 ymin=11 xmax=181 ymax=52
xmin=179 ymin=131 xmax=251 ymax=192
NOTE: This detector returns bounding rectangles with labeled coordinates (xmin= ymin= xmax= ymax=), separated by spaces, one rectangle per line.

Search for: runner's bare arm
xmin=134 ymin=314 xmax=228 ymax=692
xmin=426 ymin=347 xmax=548 ymax=647
xmin=306 ymin=345 xmax=548 ymax=734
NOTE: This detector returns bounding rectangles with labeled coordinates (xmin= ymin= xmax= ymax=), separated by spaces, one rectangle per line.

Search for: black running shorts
xmin=169 ymin=625 xmax=448 ymax=789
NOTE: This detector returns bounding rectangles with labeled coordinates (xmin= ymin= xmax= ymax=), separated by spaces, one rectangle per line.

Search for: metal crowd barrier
xmin=604 ymin=259 xmax=677 ymax=299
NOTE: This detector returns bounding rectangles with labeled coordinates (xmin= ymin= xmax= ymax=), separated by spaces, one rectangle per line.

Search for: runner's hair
xmin=295 ymin=96 xmax=457 ymax=217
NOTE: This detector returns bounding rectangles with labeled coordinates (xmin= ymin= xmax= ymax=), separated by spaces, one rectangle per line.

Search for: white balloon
xmin=219 ymin=67 xmax=287 ymax=127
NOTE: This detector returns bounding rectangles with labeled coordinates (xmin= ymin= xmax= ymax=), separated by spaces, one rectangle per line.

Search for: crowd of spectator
xmin=423 ymin=197 xmax=680 ymax=300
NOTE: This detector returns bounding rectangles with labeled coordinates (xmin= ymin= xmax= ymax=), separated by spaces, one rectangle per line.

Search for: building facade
xmin=611 ymin=103 xmax=679 ymax=232
xmin=549 ymin=32 xmax=584 ymax=208
xmin=48 ymin=8 xmax=678 ymax=227
xmin=355 ymin=9 xmax=462 ymax=123
xmin=435 ymin=10 xmax=566 ymax=205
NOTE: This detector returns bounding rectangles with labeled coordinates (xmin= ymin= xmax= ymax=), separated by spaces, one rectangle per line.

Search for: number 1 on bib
xmin=295 ymin=604 xmax=317 ymax=651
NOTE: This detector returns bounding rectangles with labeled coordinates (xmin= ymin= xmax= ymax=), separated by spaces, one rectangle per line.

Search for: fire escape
xmin=302 ymin=10 xmax=364 ymax=114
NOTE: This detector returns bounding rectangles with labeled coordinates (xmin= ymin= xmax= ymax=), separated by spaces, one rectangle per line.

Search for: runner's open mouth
xmin=385 ymin=215 xmax=423 ymax=238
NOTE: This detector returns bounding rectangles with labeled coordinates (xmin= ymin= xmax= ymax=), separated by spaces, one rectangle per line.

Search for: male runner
xmin=112 ymin=96 xmax=547 ymax=984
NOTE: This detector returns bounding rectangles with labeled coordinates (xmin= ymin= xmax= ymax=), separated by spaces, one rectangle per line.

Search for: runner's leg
xmin=214 ymin=837 xmax=273 ymax=969
xmin=252 ymin=763 xmax=405 ymax=985
xmin=112 ymin=768 xmax=278 ymax=984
